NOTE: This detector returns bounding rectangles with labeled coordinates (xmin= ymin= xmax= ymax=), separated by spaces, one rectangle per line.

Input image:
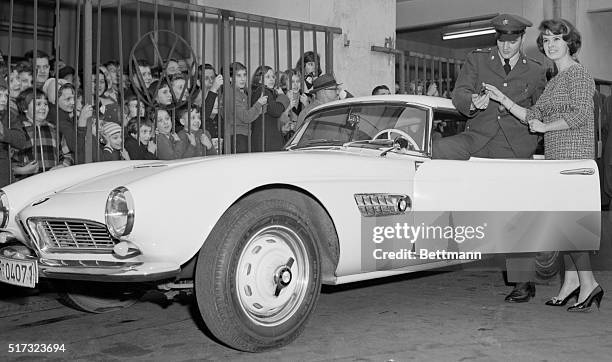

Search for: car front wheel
xmin=195 ymin=189 xmax=326 ymax=352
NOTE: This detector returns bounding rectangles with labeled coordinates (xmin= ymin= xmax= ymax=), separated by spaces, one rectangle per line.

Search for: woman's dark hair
xmin=57 ymin=82 xmax=75 ymax=98
xmin=536 ymin=18 xmax=581 ymax=56
xmin=127 ymin=117 xmax=153 ymax=136
xmin=295 ymin=51 xmax=322 ymax=76
xmin=17 ymin=87 xmax=47 ymax=114
xmin=251 ymin=65 xmax=273 ymax=89
xmin=372 ymin=85 xmax=390 ymax=95
xmin=279 ymin=69 xmax=299 ymax=92
xmin=220 ymin=62 xmax=246 ymax=79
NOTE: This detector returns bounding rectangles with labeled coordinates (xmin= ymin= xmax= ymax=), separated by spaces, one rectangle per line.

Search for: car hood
xmin=60 ymin=147 xmax=407 ymax=193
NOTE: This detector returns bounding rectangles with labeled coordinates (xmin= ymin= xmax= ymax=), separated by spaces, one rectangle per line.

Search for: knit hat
xmin=102 ymin=121 xmax=122 ymax=138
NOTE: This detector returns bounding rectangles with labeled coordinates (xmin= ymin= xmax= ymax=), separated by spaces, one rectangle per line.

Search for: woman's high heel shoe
xmin=545 ymin=286 xmax=580 ymax=306
xmin=567 ymin=285 xmax=604 ymax=312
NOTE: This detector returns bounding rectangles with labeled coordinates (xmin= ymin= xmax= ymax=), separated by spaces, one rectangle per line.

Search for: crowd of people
xmin=0 ymin=49 xmax=358 ymax=186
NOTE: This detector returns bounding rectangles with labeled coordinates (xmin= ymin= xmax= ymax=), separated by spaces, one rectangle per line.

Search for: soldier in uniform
xmin=432 ymin=14 xmax=547 ymax=302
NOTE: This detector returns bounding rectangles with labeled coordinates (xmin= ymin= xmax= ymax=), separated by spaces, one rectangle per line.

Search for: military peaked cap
xmin=490 ymin=14 xmax=532 ymax=41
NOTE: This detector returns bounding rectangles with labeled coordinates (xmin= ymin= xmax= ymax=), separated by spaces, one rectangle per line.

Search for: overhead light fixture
xmin=442 ymin=26 xmax=496 ymax=40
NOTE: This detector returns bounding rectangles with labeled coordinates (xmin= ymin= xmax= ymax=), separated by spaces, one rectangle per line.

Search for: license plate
xmin=0 ymin=255 xmax=38 ymax=288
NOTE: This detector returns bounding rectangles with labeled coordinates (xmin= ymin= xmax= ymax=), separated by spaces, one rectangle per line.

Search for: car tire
xmin=195 ymin=189 xmax=327 ymax=352
xmin=535 ymin=251 xmax=561 ymax=280
xmin=58 ymin=281 xmax=140 ymax=313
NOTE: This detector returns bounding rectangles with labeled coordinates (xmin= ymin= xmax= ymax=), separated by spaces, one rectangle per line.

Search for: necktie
xmin=503 ymin=59 xmax=511 ymax=75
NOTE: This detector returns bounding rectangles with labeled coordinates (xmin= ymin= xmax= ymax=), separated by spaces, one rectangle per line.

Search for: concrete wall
xmin=574 ymin=1 xmax=612 ymax=81
xmin=396 ymin=0 xmax=612 ymax=82
xmin=192 ymin=0 xmax=396 ymax=96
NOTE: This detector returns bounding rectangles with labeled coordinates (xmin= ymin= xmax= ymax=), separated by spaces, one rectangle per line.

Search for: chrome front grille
xmin=29 ymin=218 xmax=117 ymax=253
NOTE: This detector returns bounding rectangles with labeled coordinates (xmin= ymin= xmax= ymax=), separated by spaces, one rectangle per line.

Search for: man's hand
xmin=470 ymin=92 xmax=489 ymax=110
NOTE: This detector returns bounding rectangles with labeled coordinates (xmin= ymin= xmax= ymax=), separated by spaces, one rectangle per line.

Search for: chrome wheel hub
xmin=236 ymin=225 xmax=309 ymax=327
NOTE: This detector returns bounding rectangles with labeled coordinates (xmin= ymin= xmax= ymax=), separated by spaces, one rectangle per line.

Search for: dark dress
xmin=250 ymin=85 xmax=290 ymax=152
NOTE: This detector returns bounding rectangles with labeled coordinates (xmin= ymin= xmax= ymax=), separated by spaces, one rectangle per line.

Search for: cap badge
xmin=502 ymin=19 xmax=509 ymax=25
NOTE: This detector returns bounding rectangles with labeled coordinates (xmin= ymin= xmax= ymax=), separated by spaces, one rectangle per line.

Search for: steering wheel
xmin=373 ymin=129 xmax=419 ymax=151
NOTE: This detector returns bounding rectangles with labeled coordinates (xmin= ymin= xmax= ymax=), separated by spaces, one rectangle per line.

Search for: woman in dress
xmin=485 ymin=18 xmax=603 ymax=312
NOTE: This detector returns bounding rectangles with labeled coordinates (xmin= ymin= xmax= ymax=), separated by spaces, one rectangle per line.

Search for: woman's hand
xmin=257 ymin=95 xmax=268 ymax=106
xmin=13 ymin=160 xmax=39 ymax=175
xmin=528 ymin=119 xmax=547 ymax=133
xmin=147 ymin=141 xmax=157 ymax=153
xmin=121 ymin=149 xmax=131 ymax=160
xmin=300 ymin=93 xmax=309 ymax=106
xmin=483 ymin=83 xmax=506 ymax=103
xmin=78 ymin=104 xmax=94 ymax=127
xmin=200 ymin=133 xmax=213 ymax=149
xmin=211 ymin=75 xmax=223 ymax=93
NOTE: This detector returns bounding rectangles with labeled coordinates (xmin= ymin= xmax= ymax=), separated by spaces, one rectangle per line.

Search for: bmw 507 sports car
xmin=0 ymin=95 xmax=600 ymax=352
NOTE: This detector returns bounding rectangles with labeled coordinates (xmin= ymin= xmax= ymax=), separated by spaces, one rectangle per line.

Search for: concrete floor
xmin=3 ymin=215 xmax=612 ymax=361
xmin=1 ymin=265 xmax=612 ymax=361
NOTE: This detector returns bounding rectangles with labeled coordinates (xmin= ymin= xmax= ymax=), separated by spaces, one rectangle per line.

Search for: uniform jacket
xmin=452 ymin=47 xmax=546 ymax=158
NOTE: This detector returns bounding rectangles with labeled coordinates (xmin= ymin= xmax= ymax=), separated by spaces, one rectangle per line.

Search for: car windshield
xmin=293 ymin=104 xmax=429 ymax=151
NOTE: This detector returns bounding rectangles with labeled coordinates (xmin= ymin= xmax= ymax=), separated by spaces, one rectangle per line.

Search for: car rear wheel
xmin=58 ymin=281 xmax=140 ymax=313
xmin=195 ymin=189 xmax=326 ymax=352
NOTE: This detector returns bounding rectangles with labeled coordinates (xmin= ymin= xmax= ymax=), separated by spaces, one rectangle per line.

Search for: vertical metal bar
xmin=170 ymin=6 xmax=175 ymax=32
xmin=8 ymin=0 xmax=14 ymax=181
xmin=154 ymin=0 xmax=159 ymax=45
xmin=33 ymin=0 xmax=39 ymax=165
xmin=399 ymin=52 xmax=406 ymax=94
xmin=84 ymin=0 xmax=93 ymax=163
xmin=186 ymin=10 xmax=192 ymax=134
xmin=221 ymin=12 xmax=230 ymax=155
xmin=54 ymin=0 xmax=61 ymax=165
xmin=274 ymin=22 xmax=279 ymax=76
xmin=312 ymin=29 xmax=318 ymax=77
xmin=260 ymin=19 xmax=265 ymax=152
xmin=325 ymin=31 xmax=333 ymax=75
xmin=73 ymin=0 xmax=81 ymax=163
xmin=438 ymin=58 xmax=443 ymax=93
xmin=136 ymin=0 xmax=141 ymax=40
xmin=232 ymin=16 xmax=237 ymax=153
xmin=201 ymin=9 xmax=207 ymax=154
xmin=246 ymin=18 xmax=251 ymax=153
xmin=299 ymin=25 xmax=304 ymax=90
xmin=286 ymin=24 xmax=292 ymax=73
xmin=95 ymin=0 xmax=102 ymax=162
xmin=446 ymin=60 xmax=451 ymax=97
xmin=117 ymin=0 xmax=125 ymax=153
xmin=324 ymin=30 xmax=329 ymax=73
xmin=430 ymin=57 xmax=435 ymax=94
xmin=422 ymin=56 xmax=427 ymax=93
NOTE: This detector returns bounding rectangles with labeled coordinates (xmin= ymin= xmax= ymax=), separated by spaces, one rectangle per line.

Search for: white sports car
xmin=0 ymin=95 xmax=600 ymax=352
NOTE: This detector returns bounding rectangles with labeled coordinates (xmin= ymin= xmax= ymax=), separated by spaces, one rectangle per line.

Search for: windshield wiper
xmin=294 ymin=139 xmax=345 ymax=148
xmin=342 ymin=139 xmax=392 ymax=148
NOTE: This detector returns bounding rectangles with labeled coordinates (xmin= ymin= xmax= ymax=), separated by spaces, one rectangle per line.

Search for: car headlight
xmin=105 ymin=187 xmax=135 ymax=238
xmin=0 ymin=190 xmax=9 ymax=229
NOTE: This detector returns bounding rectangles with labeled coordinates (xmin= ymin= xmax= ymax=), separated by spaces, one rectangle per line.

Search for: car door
xmin=412 ymin=157 xmax=600 ymax=256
